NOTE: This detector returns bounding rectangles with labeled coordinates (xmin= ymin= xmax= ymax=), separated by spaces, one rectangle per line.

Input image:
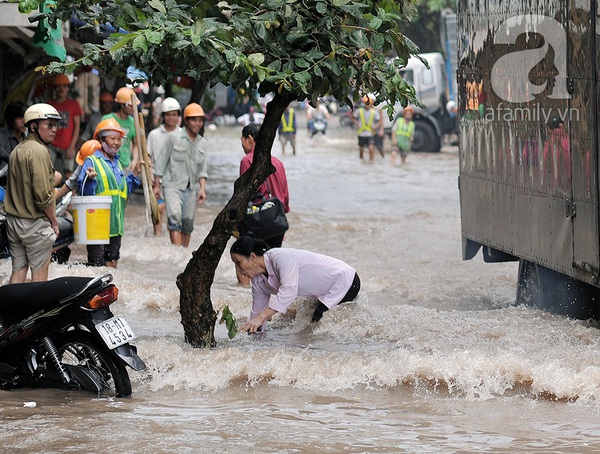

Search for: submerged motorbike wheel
xmin=55 ymin=330 xmax=132 ymax=398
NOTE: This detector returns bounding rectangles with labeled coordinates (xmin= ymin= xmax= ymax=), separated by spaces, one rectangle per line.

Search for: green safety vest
xmin=357 ymin=108 xmax=375 ymax=134
xmin=281 ymin=109 xmax=295 ymax=133
xmin=88 ymin=155 xmax=128 ymax=236
xmin=395 ymin=120 xmax=415 ymax=151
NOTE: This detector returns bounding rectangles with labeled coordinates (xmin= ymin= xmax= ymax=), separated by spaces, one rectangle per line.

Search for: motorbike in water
xmin=0 ymin=274 xmax=145 ymax=397
xmin=310 ymin=115 xmax=328 ymax=138
xmin=0 ymin=164 xmax=75 ymax=263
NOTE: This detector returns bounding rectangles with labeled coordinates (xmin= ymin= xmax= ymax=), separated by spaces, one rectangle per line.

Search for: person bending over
xmin=231 ymin=235 xmax=361 ymax=333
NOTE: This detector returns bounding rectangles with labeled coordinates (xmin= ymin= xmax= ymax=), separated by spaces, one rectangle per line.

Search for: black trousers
xmin=312 ymin=273 xmax=361 ymax=322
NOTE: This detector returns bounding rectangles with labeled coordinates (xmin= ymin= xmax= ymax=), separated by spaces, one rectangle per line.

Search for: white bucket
xmin=71 ymin=196 xmax=112 ymax=245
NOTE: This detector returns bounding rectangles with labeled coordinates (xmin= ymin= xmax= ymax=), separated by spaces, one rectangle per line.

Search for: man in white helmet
xmin=147 ymin=97 xmax=181 ymax=236
xmin=4 ymin=103 xmax=61 ymax=283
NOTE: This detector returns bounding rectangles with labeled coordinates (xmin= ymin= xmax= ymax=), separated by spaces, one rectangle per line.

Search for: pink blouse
xmin=250 ymin=248 xmax=356 ymax=320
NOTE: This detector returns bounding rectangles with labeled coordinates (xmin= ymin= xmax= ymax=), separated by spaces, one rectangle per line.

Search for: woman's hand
xmin=238 ymin=317 xmax=264 ymax=334
xmin=238 ymin=307 xmax=277 ymax=334
xmin=85 ymin=167 xmax=97 ymax=179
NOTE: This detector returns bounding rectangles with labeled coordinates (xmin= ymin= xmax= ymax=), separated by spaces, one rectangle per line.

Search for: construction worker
xmin=278 ymin=106 xmax=297 ymax=155
xmin=101 ymin=86 xmax=139 ymax=171
xmin=352 ymin=94 xmax=383 ymax=161
xmin=153 ymin=103 xmax=208 ymax=247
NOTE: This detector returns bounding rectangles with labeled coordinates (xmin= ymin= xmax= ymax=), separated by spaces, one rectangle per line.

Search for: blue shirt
xmin=77 ymin=150 xmax=140 ymax=196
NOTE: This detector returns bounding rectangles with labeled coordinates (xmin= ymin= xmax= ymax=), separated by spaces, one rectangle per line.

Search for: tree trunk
xmin=178 ymin=91 xmax=295 ymax=347
xmin=190 ymin=79 xmax=208 ymax=104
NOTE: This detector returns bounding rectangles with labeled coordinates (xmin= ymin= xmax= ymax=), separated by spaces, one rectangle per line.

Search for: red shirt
xmin=240 ymin=151 xmax=290 ymax=213
xmin=48 ymin=98 xmax=83 ymax=150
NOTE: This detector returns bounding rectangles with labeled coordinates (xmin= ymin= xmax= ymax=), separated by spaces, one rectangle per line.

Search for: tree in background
xmin=402 ymin=0 xmax=455 ymax=53
xmin=22 ymin=0 xmax=422 ymax=347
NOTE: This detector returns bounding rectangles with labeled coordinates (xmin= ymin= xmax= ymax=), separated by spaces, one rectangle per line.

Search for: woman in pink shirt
xmin=231 ymin=235 xmax=361 ymax=333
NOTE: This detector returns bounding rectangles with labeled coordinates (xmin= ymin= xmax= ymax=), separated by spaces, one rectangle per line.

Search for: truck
xmin=457 ymin=0 xmax=600 ymax=319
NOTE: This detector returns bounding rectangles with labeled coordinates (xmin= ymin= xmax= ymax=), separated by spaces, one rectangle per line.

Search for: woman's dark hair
xmin=4 ymin=102 xmax=27 ymax=128
xmin=241 ymin=122 xmax=261 ymax=140
xmin=230 ymin=234 xmax=270 ymax=257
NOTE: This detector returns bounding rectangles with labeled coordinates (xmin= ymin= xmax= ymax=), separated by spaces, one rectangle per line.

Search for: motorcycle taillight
xmin=83 ymin=285 xmax=119 ymax=310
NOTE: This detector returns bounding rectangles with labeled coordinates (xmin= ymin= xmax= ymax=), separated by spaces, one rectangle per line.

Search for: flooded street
xmin=3 ymin=113 xmax=600 ymax=452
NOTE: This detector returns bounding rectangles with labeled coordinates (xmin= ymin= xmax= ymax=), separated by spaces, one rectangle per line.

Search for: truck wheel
xmin=517 ymin=260 xmax=600 ymax=320
xmin=412 ymin=120 xmax=440 ymax=152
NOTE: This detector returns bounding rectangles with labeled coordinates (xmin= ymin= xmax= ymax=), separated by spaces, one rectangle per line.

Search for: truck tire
xmin=412 ymin=120 xmax=441 ymax=152
xmin=516 ymin=260 xmax=600 ymax=320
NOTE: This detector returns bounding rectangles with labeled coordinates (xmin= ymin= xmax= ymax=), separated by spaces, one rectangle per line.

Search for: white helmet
xmin=24 ymin=103 xmax=62 ymax=125
xmin=446 ymin=100 xmax=456 ymax=113
xmin=161 ymin=97 xmax=181 ymax=114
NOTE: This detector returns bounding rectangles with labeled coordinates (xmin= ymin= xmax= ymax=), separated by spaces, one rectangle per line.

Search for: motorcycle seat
xmin=0 ymin=276 xmax=95 ymax=318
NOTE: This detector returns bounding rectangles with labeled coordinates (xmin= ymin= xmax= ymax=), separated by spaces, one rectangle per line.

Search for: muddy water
xmin=3 ymin=113 xmax=600 ymax=452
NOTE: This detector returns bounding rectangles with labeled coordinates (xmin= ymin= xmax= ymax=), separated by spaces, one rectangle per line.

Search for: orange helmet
xmin=53 ymin=74 xmax=71 ymax=86
xmin=183 ymin=103 xmax=205 ymax=119
xmin=114 ymin=86 xmax=140 ymax=105
xmin=403 ymin=106 xmax=415 ymax=115
xmin=362 ymin=94 xmax=375 ymax=106
xmin=76 ymin=140 xmax=102 ymax=165
xmin=99 ymin=92 xmax=114 ymax=103
xmin=94 ymin=118 xmax=126 ymax=140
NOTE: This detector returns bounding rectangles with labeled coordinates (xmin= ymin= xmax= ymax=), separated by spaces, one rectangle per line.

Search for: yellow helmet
xmin=94 ymin=118 xmax=126 ymax=140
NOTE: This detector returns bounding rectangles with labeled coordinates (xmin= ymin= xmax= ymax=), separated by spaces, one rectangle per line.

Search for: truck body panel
xmin=458 ymin=0 xmax=600 ymax=293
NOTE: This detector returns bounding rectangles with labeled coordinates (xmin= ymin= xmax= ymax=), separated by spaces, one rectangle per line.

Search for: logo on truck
xmin=491 ymin=14 xmax=570 ymax=103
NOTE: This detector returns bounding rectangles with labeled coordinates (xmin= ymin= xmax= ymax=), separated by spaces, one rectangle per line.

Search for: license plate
xmin=96 ymin=316 xmax=136 ymax=349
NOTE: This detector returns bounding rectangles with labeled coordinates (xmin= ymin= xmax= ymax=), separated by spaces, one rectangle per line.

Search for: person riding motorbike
xmin=306 ymin=99 xmax=330 ymax=137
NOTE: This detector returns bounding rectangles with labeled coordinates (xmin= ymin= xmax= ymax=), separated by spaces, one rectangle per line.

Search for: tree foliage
xmin=23 ymin=0 xmax=423 ymax=347
xmin=401 ymin=0 xmax=455 ymax=53
xmin=30 ymin=0 xmax=421 ymax=110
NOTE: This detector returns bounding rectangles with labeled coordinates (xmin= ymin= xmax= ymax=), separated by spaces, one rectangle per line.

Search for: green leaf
xmin=190 ymin=32 xmax=201 ymax=46
xmin=247 ymin=53 xmax=265 ymax=66
xmin=18 ymin=0 xmax=38 ymax=14
xmin=173 ymin=39 xmax=191 ymax=50
xmin=145 ymin=31 xmax=163 ymax=45
xmin=316 ymin=2 xmax=327 ymax=14
xmin=219 ymin=305 xmax=238 ymax=340
xmin=109 ymin=33 xmax=136 ymax=52
xmin=149 ymin=0 xmax=167 ymax=14
xmin=121 ymin=3 xmax=138 ymax=22
xmin=295 ymin=58 xmax=310 ymax=69
xmin=133 ymin=35 xmax=148 ymax=53
xmin=369 ymin=17 xmax=383 ymax=30
xmin=332 ymin=0 xmax=351 ymax=5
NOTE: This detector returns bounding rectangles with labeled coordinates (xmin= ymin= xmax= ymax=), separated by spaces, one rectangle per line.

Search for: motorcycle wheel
xmin=55 ymin=330 xmax=132 ymax=398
